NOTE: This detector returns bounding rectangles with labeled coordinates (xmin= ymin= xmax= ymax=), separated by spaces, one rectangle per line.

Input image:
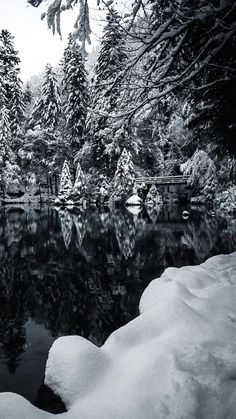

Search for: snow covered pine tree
xmin=62 ymin=35 xmax=88 ymax=149
xmin=110 ymin=148 xmax=135 ymax=204
xmin=56 ymin=160 xmax=73 ymax=204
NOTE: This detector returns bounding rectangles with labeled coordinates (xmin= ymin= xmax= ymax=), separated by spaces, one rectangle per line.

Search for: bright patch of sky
xmin=0 ymin=0 xmax=110 ymax=81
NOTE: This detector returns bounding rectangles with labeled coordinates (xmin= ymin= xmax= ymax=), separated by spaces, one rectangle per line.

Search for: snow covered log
xmin=0 ymin=252 xmax=236 ymax=419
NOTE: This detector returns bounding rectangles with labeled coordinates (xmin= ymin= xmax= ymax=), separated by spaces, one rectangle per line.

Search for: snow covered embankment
xmin=1 ymin=253 xmax=236 ymax=419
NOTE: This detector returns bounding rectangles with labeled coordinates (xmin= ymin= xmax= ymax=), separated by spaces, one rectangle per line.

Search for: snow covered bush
xmin=181 ymin=150 xmax=217 ymax=203
xmin=145 ymin=185 xmax=163 ymax=207
xmin=57 ymin=160 xmax=73 ymax=204
xmin=109 ymin=148 xmax=136 ymax=205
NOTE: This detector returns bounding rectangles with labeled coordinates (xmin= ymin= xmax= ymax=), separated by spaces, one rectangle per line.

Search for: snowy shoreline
xmin=0 ymin=252 xmax=236 ymax=419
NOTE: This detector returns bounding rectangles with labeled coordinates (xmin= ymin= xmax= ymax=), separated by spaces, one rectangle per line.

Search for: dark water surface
xmin=0 ymin=204 xmax=235 ymax=412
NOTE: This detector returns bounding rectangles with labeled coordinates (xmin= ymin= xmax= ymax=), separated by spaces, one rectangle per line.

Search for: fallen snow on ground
xmin=0 ymin=252 xmax=236 ymax=419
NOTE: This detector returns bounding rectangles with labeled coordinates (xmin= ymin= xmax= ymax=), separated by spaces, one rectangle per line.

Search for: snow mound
xmin=125 ymin=194 xmax=142 ymax=206
xmin=0 ymin=252 xmax=236 ymax=419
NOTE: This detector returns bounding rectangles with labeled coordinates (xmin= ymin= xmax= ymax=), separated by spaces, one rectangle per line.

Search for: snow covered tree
xmin=57 ymin=160 xmax=73 ymax=203
xmin=62 ymin=35 xmax=88 ymax=148
xmin=94 ymin=7 xmax=127 ymax=107
xmin=87 ymin=8 xmax=128 ymax=171
xmin=70 ymin=161 xmax=87 ymax=204
xmin=2 ymin=161 xmax=21 ymax=195
xmin=0 ymin=30 xmax=24 ymax=137
xmin=110 ymin=148 xmax=135 ymax=204
xmin=30 ymin=64 xmax=61 ymax=130
xmin=10 ymin=74 xmax=25 ymax=137
xmin=99 ymin=176 xmax=110 ymax=203
xmin=145 ymin=185 xmax=163 ymax=207
xmin=181 ymin=150 xmax=217 ymax=203
xmin=0 ymin=106 xmax=12 ymax=165
xmin=0 ymin=71 xmax=6 ymax=108
xmin=24 ymin=83 xmax=32 ymax=105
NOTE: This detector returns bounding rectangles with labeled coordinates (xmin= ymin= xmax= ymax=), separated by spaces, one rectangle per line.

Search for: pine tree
xmin=24 ymin=83 xmax=33 ymax=105
xmin=0 ymin=106 xmax=12 ymax=166
xmin=88 ymin=8 xmax=128 ymax=170
xmin=0 ymin=30 xmax=24 ymax=136
xmin=70 ymin=161 xmax=87 ymax=203
xmin=0 ymin=71 xmax=6 ymax=108
xmin=57 ymin=160 xmax=73 ymax=203
xmin=10 ymin=74 xmax=25 ymax=137
xmin=31 ymin=64 xmax=61 ymax=130
xmin=62 ymin=35 xmax=88 ymax=148
xmin=94 ymin=8 xmax=127 ymax=103
xmin=99 ymin=176 xmax=110 ymax=202
xmin=110 ymin=148 xmax=135 ymax=204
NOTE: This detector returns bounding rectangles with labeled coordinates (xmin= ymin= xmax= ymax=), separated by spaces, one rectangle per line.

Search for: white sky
xmin=0 ymin=0 xmax=107 ymax=81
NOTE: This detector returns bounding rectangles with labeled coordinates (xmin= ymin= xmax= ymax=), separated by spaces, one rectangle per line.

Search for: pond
xmin=0 ymin=204 xmax=235 ymax=413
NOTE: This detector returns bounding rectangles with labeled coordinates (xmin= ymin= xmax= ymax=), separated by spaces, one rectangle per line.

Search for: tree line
xmin=0 ymin=1 xmax=235 ymax=206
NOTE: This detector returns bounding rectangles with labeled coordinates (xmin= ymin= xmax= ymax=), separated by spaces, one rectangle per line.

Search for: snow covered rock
xmin=0 ymin=252 xmax=236 ymax=419
xmin=125 ymin=194 xmax=142 ymax=206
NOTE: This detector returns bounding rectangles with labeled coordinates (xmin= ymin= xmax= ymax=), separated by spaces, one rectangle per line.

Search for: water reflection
xmin=0 ymin=204 xmax=235 ymax=409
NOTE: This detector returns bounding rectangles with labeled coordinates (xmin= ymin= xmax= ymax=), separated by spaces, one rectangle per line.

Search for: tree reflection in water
xmin=0 ymin=204 xmax=235 ymax=410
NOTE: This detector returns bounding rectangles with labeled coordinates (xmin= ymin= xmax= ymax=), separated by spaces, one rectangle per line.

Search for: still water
xmin=0 ymin=204 xmax=235 ymax=412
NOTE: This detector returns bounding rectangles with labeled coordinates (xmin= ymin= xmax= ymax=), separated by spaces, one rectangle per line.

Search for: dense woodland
xmin=0 ymin=0 xmax=236 ymax=209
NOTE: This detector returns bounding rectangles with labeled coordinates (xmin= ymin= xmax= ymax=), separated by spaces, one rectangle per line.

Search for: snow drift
xmin=0 ymin=252 xmax=236 ymax=419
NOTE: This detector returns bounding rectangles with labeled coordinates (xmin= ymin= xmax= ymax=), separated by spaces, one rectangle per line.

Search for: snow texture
xmin=125 ymin=194 xmax=142 ymax=206
xmin=0 ymin=252 xmax=236 ymax=419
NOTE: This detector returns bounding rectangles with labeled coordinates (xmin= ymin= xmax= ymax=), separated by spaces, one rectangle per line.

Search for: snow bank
xmin=0 ymin=252 xmax=236 ymax=419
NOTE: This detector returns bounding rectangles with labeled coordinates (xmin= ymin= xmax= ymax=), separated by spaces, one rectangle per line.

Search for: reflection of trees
xmin=183 ymin=212 xmax=218 ymax=260
xmin=57 ymin=208 xmax=73 ymax=249
xmin=146 ymin=204 xmax=162 ymax=224
xmin=112 ymin=210 xmax=137 ymax=259
xmin=0 ymin=204 xmax=235 ymax=391
xmin=0 ymin=263 xmax=28 ymax=373
xmin=183 ymin=210 xmax=236 ymax=261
